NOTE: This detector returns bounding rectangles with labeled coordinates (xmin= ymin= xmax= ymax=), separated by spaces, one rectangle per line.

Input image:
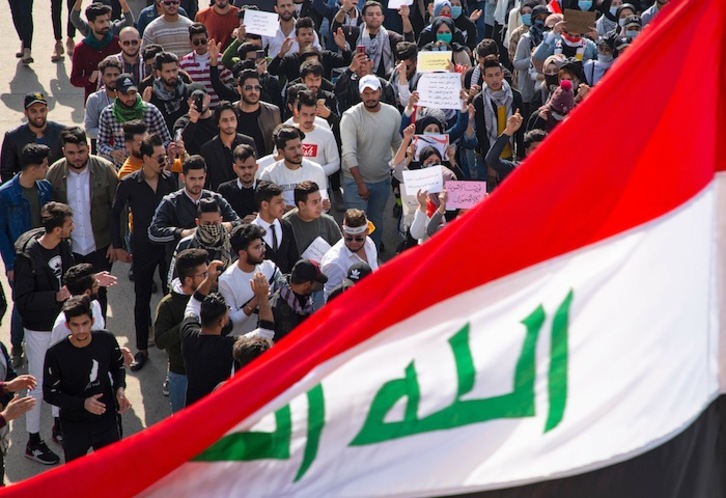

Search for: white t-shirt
xmin=218 ymin=260 xmax=281 ymax=336
xmin=259 ymin=159 xmax=329 ymax=207
xmin=50 ymin=299 xmax=105 ymax=346
xmin=283 ymin=116 xmax=331 ymax=131
xmin=296 ymin=126 xmax=340 ymax=177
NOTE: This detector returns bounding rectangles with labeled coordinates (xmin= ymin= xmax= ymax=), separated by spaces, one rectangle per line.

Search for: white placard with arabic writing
xmin=402 ymin=166 xmax=444 ymax=194
xmin=416 ymin=72 xmax=463 ymax=110
xmin=244 ymin=10 xmax=280 ymax=37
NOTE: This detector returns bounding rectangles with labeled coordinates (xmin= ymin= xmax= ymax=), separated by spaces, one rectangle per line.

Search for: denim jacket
xmin=0 ymin=176 xmax=53 ymax=271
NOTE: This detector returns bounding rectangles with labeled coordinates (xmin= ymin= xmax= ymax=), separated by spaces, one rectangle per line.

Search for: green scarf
xmin=112 ymin=95 xmax=146 ymax=123
xmin=83 ymin=30 xmax=114 ymax=51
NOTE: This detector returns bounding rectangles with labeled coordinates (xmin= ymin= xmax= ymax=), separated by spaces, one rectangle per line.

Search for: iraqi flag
xmin=5 ymin=0 xmax=726 ymax=496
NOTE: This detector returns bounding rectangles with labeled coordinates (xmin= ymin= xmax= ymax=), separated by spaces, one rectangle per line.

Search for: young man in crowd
xmin=218 ymin=144 xmax=259 ymax=221
xmin=252 ymin=181 xmax=300 ymax=274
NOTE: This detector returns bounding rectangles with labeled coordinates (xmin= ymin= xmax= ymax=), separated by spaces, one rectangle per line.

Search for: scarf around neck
xmin=280 ymin=280 xmax=314 ymax=317
xmin=152 ymin=78 xmax=186 ymax=115
xmin=84 ymin=30 xmax=114 ymax=51
xmin=112 ymin=95 xmax=146 ymax=123
xmin=482 ymin=79 xmax=514 ymax=151
xmin=358 ymin=24 xmax=393 ymax=77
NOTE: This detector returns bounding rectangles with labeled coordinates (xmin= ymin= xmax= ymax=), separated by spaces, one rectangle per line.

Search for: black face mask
xmin=545 ymin=74 xmax=559 ymax=87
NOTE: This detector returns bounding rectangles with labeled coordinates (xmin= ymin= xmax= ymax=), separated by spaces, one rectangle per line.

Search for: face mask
xmin=625 ymin=29 xmax=639 ymax=39
xmin=598 ymin=53 xmax=613 ymax=63
xmin=544 ymin=74 xmax=559 ymax=87
xmin=423 ymin=130 xmax=441 ymax=135
xmin=618 ymin=18 xmax=627 ymax=27
xmin=451 ymin=6 xmax=463 ymax=19
xmin=520 ymin=13 xmax=532 ymax=26
xmin=534 ymin=18 xmax=545 ymax=28
xmin=609 ymin=6 xmax=618 ymax=16
xmin=436 ymin=32 xmax=453 ymax=44
xmin=578 ymin=0 xmax=592 ymax=10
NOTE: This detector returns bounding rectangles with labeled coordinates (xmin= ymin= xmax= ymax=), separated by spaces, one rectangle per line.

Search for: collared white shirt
xmin=66 ymin=167 xmax=96 ymax=255
xmin=237 ymin=178 xmax=257 ymax=191
xmin=184 ymin=189 xmax=201 ymax=205
xmin=253 ymin=215 xmax=282 ymax=250
xmin=320 ymin=237 xmax=378 ymax=298
xmin=262 ymin=21 xmax=322 ymax=59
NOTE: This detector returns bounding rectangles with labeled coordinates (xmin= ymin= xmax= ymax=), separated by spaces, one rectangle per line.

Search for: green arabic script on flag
xmin=193 ymin=290 xmax=574 ymax=482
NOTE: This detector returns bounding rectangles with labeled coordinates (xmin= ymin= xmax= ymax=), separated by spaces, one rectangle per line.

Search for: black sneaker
xmin=25 ymin=440 xmax=60 ymax=465
xmin=52 ymin=426 xmax=63 ymax=445
xmin=162 ymin=379 xmax=169 ymax=397
xmin=130 ymin=352 xmax=147 ymax=372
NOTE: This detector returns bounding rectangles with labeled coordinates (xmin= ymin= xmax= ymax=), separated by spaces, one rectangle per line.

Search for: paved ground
xmin=0 ymin=5 xmax=403 ymax=485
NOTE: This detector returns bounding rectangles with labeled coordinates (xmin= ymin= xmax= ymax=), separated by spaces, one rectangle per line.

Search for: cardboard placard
xmin=563 ymin=9 xmax=596 ymax=35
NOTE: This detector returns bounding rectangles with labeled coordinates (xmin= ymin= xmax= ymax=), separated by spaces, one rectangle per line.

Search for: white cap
xmin=358 ymin=75 xmax=381 ymax=93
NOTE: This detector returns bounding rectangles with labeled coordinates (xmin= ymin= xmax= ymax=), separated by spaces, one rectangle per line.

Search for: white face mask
xmin=598 ymin=53 xmax=614 ymax=63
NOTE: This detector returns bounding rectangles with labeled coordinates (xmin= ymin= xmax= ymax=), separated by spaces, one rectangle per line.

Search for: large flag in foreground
xmin=5 ymin=0 xmax=726 ymax=495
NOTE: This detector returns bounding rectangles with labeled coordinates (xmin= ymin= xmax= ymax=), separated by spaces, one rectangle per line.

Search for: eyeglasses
xmin=162 ymin=0 xmax=179 ymax=5
xmin=121 ymin=40 xmax=140 ymax=46
xmin=344 ymin=235 xmax=365 ymax=242
xmin=243 ymin=84 xmax=262 ymax=91
xmin=194 ymin=271 xmax=209 ymax=278
xmin=192 ymin=38 xmax=208 ymax=46
xmin=155 ymin=154 xmax=168 ymax=165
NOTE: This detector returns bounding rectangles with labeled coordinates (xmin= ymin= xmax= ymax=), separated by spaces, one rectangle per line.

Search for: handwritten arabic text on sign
xmin=244 ymin=10 xmax=280 ymax=37
xmin=445 ymin=181 xmax=487 ymax=209
xmin=417 ymin=51 xmax=452 ymax=73
xmin=416 ymin=72 xmax=463 ymax=110
xmin=402 ymin=166 xmax=444 ymax=194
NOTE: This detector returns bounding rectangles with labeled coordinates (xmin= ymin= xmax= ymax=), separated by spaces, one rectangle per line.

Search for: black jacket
xmin=218 ymin=179 xmax=257 ymax=219
xmin=263 ymin=218 xmax=300 ymax=274
xmin=13 ymin=229 xmax=75 ymax=331
xmin=0 ymin=121 xmax=67 ymax=183
xmin=200 ymin=134 xmax=257 ymax=191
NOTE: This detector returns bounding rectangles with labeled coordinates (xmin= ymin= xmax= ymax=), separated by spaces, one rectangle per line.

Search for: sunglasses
xmin=155 ymin=154 xmax=168 ymax=165
xmin=192 ymin=38 xmax=208 ymax=46
xmin=121 ymin=40 xmax=140 ymax=46
xmin=243 ymin=84 xmax=262 ymax=91
xmin=162 ymin=0 xmax=179 ymax=5
xmin=344 ymin=235 xmax=365 ymax=242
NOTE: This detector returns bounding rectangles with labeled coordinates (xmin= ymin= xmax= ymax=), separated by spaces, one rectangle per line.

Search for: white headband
xmin=343 ymin=224 xmax=368 ymax=235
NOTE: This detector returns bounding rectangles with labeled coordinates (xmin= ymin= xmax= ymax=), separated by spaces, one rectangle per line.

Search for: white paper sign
xmin=301 ymin=236 xmax=332 ymax=263
xmin=402 ymin=166 xmax=444 ymax=194
xmin=388 ymin=0 xmax=413 ymax=9
xmin=416 ymin=51 xmax=452 ymax=72
xmin=244 ymin=10 xmax=280 ymax=37
xmin=416 ymin=72 xmax=463 ymax=110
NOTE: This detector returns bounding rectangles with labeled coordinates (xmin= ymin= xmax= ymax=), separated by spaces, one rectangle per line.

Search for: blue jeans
xmin=343 ymin=177 xmax=390 ymax=249
xmin=168 ymin=371 xmax=187 ymax=414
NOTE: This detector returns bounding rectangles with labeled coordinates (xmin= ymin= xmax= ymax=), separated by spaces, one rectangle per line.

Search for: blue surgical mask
xmin=609 ymin=6 xmax=618 ymax=16
xmin=618 ymin=18 xmax=627 ymax=27
xmin=520 ymin=13 xmax=532 ymax=26
xmin=625 ymin=29 xmax=639 ymax=39
xmin=578 ymin=0 xmax=592 ymax=10
xmin=534 ymin=18 xmax=545 ymax=28
xmin=436 ymin=32 xmax=453 ymax=44
xmin=451 ymin=5 xmax=463 ymax=19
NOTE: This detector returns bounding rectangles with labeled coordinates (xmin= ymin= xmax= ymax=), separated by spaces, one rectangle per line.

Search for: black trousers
xmin=132 ymin=241 xmax=168 ymax=351
xmin=8 ymin=0 xmax=34 ymax=50
xmin=50 ymin=0 xmax=75 ymax=40
xmin=62 ymin=417 xmax=120 ymax=463
xmin=73 ymin=246 xmax=113 ymax=320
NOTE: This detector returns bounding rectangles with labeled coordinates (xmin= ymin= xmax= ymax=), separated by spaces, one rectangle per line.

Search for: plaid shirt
xmin=97 ymin=101 xmax=172 ymax=168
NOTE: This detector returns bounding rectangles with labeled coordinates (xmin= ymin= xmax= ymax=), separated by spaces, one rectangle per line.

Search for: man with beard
xmin=219 ymin=224 xmax=282 ymax=336
xmin=173 ymin=86 xmax=218 ymax=156
xmin=269 ymin=259 xmax=327 ymax=340
xmin=98 ymin=74 xmax=171 ymax=168
xmin=195 ymin=0 xmax=240 ymax=49
xmin=260 ymin=125 xmax=328 ymax=209
xmin=144 ymin=52 xmax=189 ymax=134
xmin=262 ymin=0 xmax=322 ymax=59
xmin=70 ymin=3 xmax=121 ymax=103
xmin=110 ymin=134 xmax=179 ymax=371
xmin=47 ymin=127 xmax=119 ymax=318
xmin=14 ymin=202 xmax=76 ymax=465
xmin=85 ymin=57 xmax=123 ymax=154
xmin=218 ymin=144 xmax=259 ymax=221
xmin=199 ymin=101 xmax=256 ymax=190
xmin=1 ymin=93 xmax=67 ymax=183
xmin=148 ymin=155 xmax=240 ymax=268
xmin=143 ymin=0 xmax=195 ymax=58
xmin=333 ymin=0 xmax=414 ymax=79
xmin=340 ymin=75 xmax=402 ymax=249
xmin=234 ymin=70 xmax=281 ymax=156
xmin=113 ymin=27 xmax=147 ymax=84
xmin=118 ymin=120 xmax=148 ymax=178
